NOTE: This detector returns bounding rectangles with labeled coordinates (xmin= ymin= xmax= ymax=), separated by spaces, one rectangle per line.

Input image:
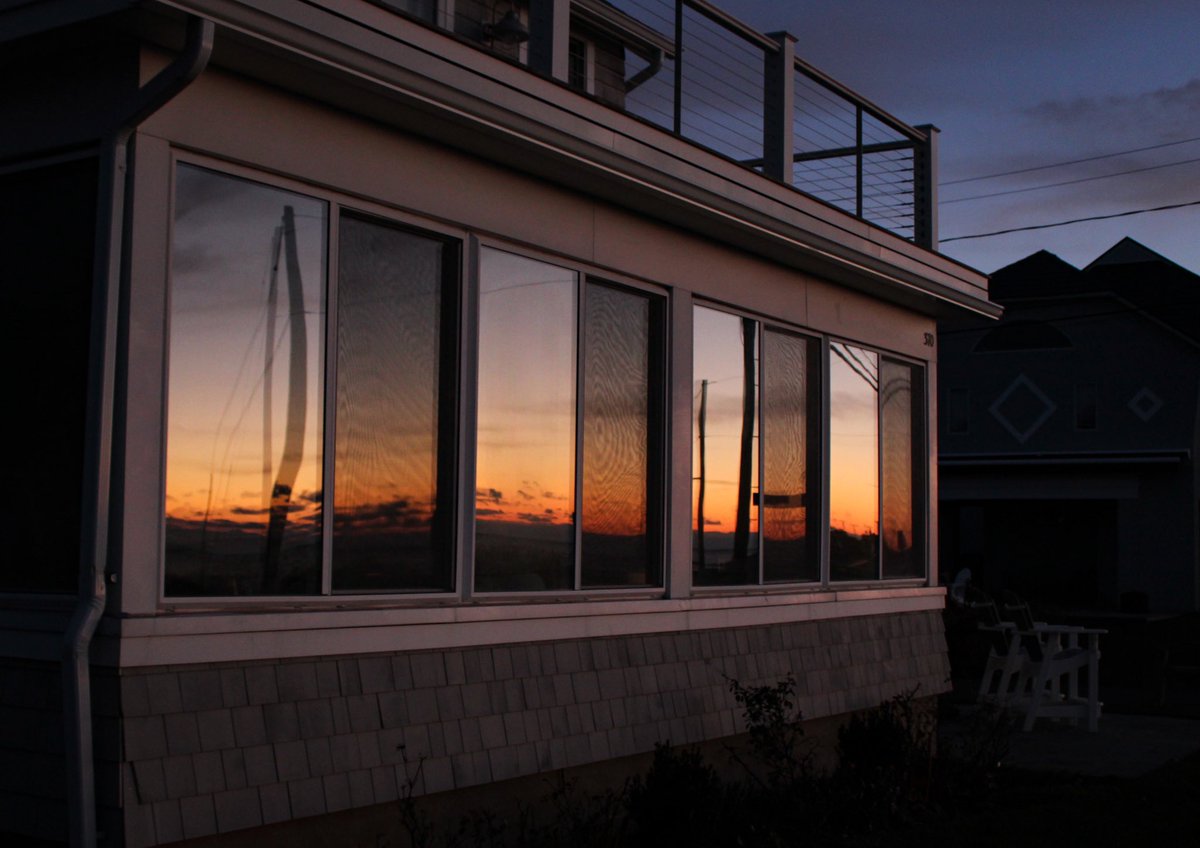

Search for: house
xmin=939 ymin=238 xmax=1200 ymax=613
xmin=0 ymin=1 xmax=994 ymax=845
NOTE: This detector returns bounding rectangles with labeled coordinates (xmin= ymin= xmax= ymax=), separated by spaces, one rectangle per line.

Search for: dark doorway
xmin=941 ymin=499 xmax=1118 ymax=609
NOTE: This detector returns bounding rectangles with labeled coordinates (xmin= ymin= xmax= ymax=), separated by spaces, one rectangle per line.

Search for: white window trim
xmin=119 ymin=587 xmax=947 ymax=667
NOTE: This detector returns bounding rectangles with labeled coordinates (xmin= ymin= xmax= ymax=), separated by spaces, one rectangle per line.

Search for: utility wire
xmin=941 ymin=155 xmax=1200 ymax=205
xmin=941 ymin=136 xmax=1200 ymax=186
xmin=941 ymin=198 xmax=1200 ymax=242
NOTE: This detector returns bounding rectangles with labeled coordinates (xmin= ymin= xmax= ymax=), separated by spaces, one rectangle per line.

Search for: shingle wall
xmin=0 ymin=659 xmax=69 ymax=842
xmin=0 ymin=610 xmax=949 ymax=846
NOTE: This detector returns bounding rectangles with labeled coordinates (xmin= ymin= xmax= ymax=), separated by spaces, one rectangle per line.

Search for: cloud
xmin=334 ymin=497 xmax=431 ymax=530
xmin=231 ymin=506 xmax=269 ymax=516
xmin=1024 ymin=79 xmax=1200 ymax=135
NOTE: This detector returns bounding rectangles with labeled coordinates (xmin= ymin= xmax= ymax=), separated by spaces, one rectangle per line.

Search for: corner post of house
xmin=914 ymin=123 xmax=940 ymax=249
xmin=529 ymin=0 xmax=571 ymax=82
xmin=762 ymin=31 xmax=796 ymax=183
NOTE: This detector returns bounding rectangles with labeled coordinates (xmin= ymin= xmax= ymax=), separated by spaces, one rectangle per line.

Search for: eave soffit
xmin=44 ymin=0 xmax=995 ymax=319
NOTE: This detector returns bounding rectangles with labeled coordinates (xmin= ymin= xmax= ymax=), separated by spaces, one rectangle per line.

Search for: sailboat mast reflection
xmin=262 ymin=205 xmax=308 ymax=593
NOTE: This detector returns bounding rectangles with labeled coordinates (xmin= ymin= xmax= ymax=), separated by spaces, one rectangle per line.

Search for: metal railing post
xmin=914 ymin=123 xmax=939 ymax=249
xmin=673 ymin=0 xmax=684 ymax=134
xmin=762 ymin=32 xmax=795 ymax=182
xmin=855 ymin=105 xmax=863 ymax=220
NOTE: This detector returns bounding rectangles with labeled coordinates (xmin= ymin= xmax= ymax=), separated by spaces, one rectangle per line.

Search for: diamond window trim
xmin=1128 ymin=387 xmax=1163 ymax=422
xmin=989 ymin=374 xmax=1056 ymax=444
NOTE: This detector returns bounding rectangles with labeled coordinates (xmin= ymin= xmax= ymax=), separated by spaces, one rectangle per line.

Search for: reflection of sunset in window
xmin=474 ymin=249 xmax=663 ymax=590
xmin=581 ymin=284 xmax=651 ymax=540
xmin=474 ymin=249 xmax=577 ymax=530
xmin=474 ymin=249 xmax=577 ymax=590
xmin=331 ymin=213 xmax=457 ymax=592
xmin=760 ymin=328 xmax=818 ymax=582
xmin=691 ymin=307 xmax=757 ymax=536
xmin=830 ymin=342 xmax=879 ymax=580
xmin=881 ymin=359 xmax=923 ymax=578
xmin=164 ymin=166 xmax=326 ymax=595
xmin=692 ymin=306 xmax=759 ymax=584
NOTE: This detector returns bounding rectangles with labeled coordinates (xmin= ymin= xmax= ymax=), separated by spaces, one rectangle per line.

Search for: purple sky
xmin=718 ymin=0 xmax=1200 ymax=276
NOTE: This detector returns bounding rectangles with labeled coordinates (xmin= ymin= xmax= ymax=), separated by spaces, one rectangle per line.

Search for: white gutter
xmin=62 ymin=15 xmax=213 ymax=848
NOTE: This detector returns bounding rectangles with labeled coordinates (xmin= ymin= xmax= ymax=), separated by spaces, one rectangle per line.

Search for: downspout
xmin=623 ymin=47 xmax=662 ymax=95
xmin=63 ymin=16 xmax=213 ymax=848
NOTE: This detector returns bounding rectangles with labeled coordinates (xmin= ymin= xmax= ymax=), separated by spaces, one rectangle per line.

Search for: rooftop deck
xmin=378 ymin=0 xmax=937 ymax=246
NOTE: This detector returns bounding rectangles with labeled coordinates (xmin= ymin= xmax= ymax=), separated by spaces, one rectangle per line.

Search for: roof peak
xmin=1085 ymin=237 xmax=1172 ymax=270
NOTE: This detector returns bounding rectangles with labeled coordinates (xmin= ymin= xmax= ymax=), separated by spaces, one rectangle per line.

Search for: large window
xmin=474 ymin=247 xmax=665 ymax=591
xmin=332 ymin=213 xmax=459 ymax=592
xmin=830 ymin=342 xmax=925 ymax=581
xmin=162 ymin=164 xmax=926 ymax=601
xmin=165 ymin=167 xmax=327 ymax=595
xmin=880 ymin=359 xmax=925 ymax=578
xmin=692 ymin=306 xmax=821 ymax=586
xmin=164 ymin=165 xmax=458 ymax=596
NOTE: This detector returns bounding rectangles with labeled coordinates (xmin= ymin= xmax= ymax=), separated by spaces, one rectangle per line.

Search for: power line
xmin=940 ymin=136 xmax=1200 ymax=187
xmin=940 ymin=198 xmax=1200 ymax=242
xmin=941 ymin=156 xmax=1200 ymax=205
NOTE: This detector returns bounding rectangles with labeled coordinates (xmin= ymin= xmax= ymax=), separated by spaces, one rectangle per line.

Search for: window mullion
xmin=756 ymin=321 xmax=765 ymax=586
xmin=820 ymin=337 xmax=831 ymax=586
xmin=877 ymin=360 xmax=886 ymax=581
xmin=574 ymin=277 xmax=586 ymax=590
xmin=459 ymin=237 xmax=481 ymax=601
xmin=321 ymin=207 xmax=340 ymax=596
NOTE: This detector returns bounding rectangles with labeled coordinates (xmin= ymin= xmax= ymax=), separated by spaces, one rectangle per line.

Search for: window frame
xmin=466 ymin=238 xmax=670 ymax=598
xmin=827 ymin=336 xmax=929 ymax=585
xmin=567 ymin=35 xmax=595 ymax=95
xmin=690 ymin=301 xmax=824 ymax=589
xmin=688 ymin=303 xmax=930 ymax=591
xmin=158 ymin=157 xmax=929 ymax=607
xmin=161 ymin=154 xmax=469 ymax=604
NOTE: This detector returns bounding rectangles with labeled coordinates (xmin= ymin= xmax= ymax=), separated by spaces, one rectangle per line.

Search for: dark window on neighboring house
xmin=1075 ymin=383 xmax=1097 ymax=430
xmin=0 ymin=158 xmax=97 ymax=593
xmin=692 ymin=306 xmax=821 ymax=586
xmin=947 ymin=388 xmax=970 ymax=434
xmin=974 ymin=320 xmax=1072 ymax=352
xmin=568 ymin=37 xmax=588 ymax=91
xmin=375 ymin=0 xmax=437 ymax=24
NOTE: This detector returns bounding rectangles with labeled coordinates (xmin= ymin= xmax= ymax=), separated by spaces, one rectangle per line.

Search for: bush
xmin=396 ymin=679 xmax=987 ymax=847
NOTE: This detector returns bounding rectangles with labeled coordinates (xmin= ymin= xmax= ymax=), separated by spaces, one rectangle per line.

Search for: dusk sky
xmin=720 ymin=0 xmax=1199 ymax=276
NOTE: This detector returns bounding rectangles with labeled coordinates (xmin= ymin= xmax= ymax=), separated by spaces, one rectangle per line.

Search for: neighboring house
xmin=939 ymin=238 xmax=1200 ymax=613
xmin=0 ymin=1 xmax=993 ymax=845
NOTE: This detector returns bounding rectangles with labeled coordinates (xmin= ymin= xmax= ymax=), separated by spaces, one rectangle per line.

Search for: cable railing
xmin=374 ymin=0 xmax=938 ymax=247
